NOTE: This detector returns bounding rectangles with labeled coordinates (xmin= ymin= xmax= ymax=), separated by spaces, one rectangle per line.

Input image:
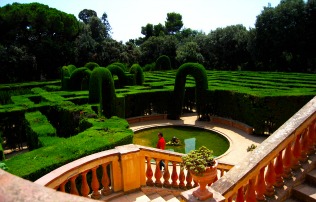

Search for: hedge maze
xmin=0 ymin=62 xmax=315 ymax=181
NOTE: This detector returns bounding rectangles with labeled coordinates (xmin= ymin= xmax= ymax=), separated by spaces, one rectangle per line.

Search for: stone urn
xmin=189 ymin=160 xmax=218 ymax=201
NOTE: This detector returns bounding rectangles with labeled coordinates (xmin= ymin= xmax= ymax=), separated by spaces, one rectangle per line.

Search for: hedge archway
xmin=106 ymin=64 xmax=127 ymax=87
xmin=89 ymin=67 xmax=116 ymax=118
xmin=168 ymin=63 xmax=208 ymax=120
xmin=130 ymin=64 xmax=144 ymax=85
xmin=61 ymin=65 xmax=76 ymax=90
xmin=69 ymin=67 xmax=91 ymax=91
xmin=156 ymin=55 xmax=171 ymax=70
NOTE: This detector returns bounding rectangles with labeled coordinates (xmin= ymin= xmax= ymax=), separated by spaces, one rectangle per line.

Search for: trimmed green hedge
xmin=89 ymin=67 xmax=116 ymax=118
xmin=106 ymin=64 xmax=128 ymax=88
xmin=130 ymin=64 xmax=144 ymax=85
xmin=156 ymin=55 xmax=171 ymax=70
xmin=84 ymin=62 xmax=99 ymax=71
xmin=1 ymin=68 xmax=315 ymax=182
xmin=69 ymin=67 xmax=91 ymax=91
xmin=169 ymin=63 xmax=208 ymax=120
xmin=111 ymin=62 xmax=127 ymax=72
xmin=24 ymin=111 xmax=56 ymax=150
xmin=5 ymin=116 xmax=133 ymax=181
xmin=61 ymin=65 xmax=76 ymax=90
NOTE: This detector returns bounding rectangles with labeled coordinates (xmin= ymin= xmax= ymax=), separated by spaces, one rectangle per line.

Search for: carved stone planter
xmin=189 ymin=160 xmax=218 ymax=201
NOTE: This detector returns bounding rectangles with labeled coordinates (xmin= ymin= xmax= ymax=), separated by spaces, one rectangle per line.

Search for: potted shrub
xmin=181 ymin=146 xmax=218 ymax=200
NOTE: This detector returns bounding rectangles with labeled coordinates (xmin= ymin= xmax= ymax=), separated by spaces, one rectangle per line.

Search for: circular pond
xmin=133 ymin=125 xmax=229 ymax=157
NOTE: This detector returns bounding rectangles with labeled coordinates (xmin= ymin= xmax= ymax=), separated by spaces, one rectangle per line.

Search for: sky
xmin=0 ymin=0 xmax=281 ymax=42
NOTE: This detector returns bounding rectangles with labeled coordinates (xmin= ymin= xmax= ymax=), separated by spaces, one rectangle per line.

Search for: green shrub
xmin=111 ymin=62 xmax=127 ymax=72
xmin=89 ymin=67 xmax=116 ymax=118
xmin=84 ymin=62 xmax=99 ymax=71
xmin=61 ymin=65 xmax=76 ymax=90
xmin=0 ymin=161 xmax=8 ymax=170
xmin=143 ymin=62 xmax=155 ymax=72
xmin=24 ymin=111 xmax=56 ymax=150
xmin=69 ymin=67 xmax=91 ymax=91
xmin=5 ymin=117 xmax=133 ymax=181
xmin=130 ymin=64 xmax=144 ymax=85
xmin=156 ymin=55 xmax=171 ymax=70
xmin=106 ymin=64 xmax=127 ymax=88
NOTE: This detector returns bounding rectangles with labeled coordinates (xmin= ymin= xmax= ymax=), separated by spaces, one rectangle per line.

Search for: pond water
xmin=133 ymin=125 xmax=229 ymax=157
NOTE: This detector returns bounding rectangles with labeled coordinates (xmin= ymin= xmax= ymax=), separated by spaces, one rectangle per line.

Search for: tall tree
xmin=0 ymin=2 xmax=79 ymax=82
xmin=101 ymin=12 xmax=112 ymax=38
xmin=176 ymin=41 xmax=204 ymax=65
xmin=88 ymin=16 xmax=107 ymax=42
xmin=207 ymin=25 xmax=250 ymax=70
xmin=141 ymin=23 xmax=154 ymax=39
xmin=140 ymin=35 xmax=178 ymax=66
xmin=254 ymin=0 xmax=310 ymax=71
xmin=78 ymin=9 xmax=97 ymax=24
xmin=153 ymin=23 xmax=166 ymax=36
xmin=165 ymin=12 xmax=183 ymax=34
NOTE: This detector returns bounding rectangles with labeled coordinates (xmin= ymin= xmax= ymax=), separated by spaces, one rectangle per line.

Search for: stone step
xmin=106 ymin=191 xmax=151 ymax=202
xmin=307 ymin=169 xmax=316 ymax=185
xmin=292 ymin=183 xmax=316 ymax=202
xmin=162 ymin=194 xmax=180 ymax=202
xmin=148 ymin=193 xmax=166 ymax=202
xmin=107 ymin=187 xmax=181 ymax=202
xmin=284 ymin=198 xmax=302 ymax=202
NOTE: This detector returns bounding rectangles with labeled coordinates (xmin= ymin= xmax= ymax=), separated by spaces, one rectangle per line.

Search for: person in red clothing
xmin=156 ymin=132 xmax=166 ymax=170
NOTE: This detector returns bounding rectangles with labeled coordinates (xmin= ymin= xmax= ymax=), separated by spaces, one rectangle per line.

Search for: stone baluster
xmin=245 ymin=177 xmax=256 ymax=202
xmin=312 ymin=121 xmax=316 ymax=147
xmin=80 ymin=171 xmax=90 ymax=197
xmin=193 ymin=179 xmax=198 ymax=187
xmin=70 ymin=175 xmax=79 ymax=195
xmin=283 ymin=142 xmax=293 ymax=179
xmin=292 ymin=134 xmax=302 ymax=170
xmin=101 ymin=163 xmax=111 ymax=196
xmin=220 ymin=168 xmax=225 ymax=177
xmin=265 ymin=160 xmax=276 ymax=196
xmin=91 ymin=166 xmax=101 ymax=199
xmin=300 ymin=129 xmax=309 ymax=162
xmin=155 ymin=158 xmax=163 ymax=187
xmin=59 ymin=180 xmax=68 ymax=192
xmin=236 ymin=186 xmax=244 ymax=202
xmin=274 ymin=151 xmax=284 ymax=187
xmin=308 ymin=122 xmax=315 ymax=154
xmin=146 ymin=157 xmax=154 ymax=186
xmin=179 ymin=167 xmax=186 ymax=189
xmin=163 ymin=160 xmax=171 ymax=188
xmin=186 ymin=171 xmax=193 ymax=189
xmin=255 ymin=167 xmax=266 ymax=201
xmin=171 ymin=162 xmax=179 ymax=188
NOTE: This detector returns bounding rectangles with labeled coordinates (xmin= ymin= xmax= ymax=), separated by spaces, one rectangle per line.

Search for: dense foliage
xmin=1 ymin=0 xmax=315 ymax=84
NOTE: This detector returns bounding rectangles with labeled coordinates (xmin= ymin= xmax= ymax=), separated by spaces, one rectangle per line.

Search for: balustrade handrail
xmin=35 ymin=148 xmax=120 ymax=188
xmin=211 ymin=96 xmax=316 ymax=201
xmin=35 ymin=143 xmax=233 ymax=200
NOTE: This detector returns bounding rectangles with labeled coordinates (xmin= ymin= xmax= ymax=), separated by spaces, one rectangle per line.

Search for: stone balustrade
xmin=34 ymin=144 xmax=232 ymax=200
xmin=210 ymin=96 xmax=316 ymax=202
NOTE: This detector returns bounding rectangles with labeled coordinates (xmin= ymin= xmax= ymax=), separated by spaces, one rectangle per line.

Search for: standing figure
xmin=157 ymin=132 xmax=166 ymax=171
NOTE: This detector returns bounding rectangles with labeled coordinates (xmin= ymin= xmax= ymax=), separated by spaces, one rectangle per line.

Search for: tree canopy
xmin=0 ymin=2 xmax=79 ymax=82
xmin=0 ymin=0 xmax=315 ymax=84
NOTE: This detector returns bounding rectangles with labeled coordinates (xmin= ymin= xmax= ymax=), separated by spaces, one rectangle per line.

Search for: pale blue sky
xmin=0 ymin=0 xmax=281 ymax=42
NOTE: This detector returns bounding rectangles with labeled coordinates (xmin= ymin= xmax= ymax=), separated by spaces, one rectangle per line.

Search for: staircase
xmin=104 ymin=187 xmax=181 ymax=202
xmin=291 ymin=168 xmax=316 ymax=202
